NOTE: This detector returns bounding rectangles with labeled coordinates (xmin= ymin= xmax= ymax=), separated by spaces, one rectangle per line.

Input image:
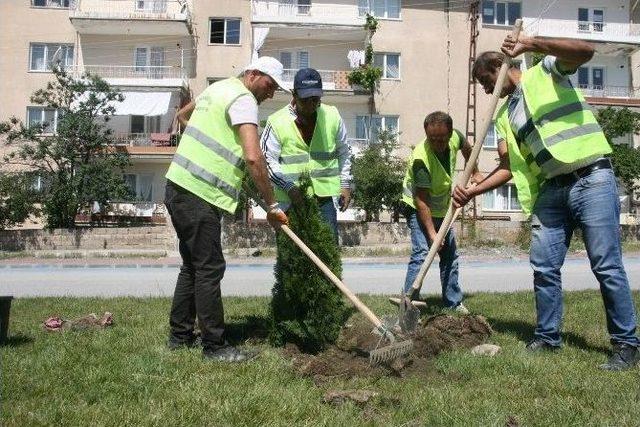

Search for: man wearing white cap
xmin=164 ymin=57 xmax=290 ymax=362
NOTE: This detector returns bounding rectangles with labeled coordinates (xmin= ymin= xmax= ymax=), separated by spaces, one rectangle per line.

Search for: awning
xmin=112 ymin=91 xmax=172 ymax=116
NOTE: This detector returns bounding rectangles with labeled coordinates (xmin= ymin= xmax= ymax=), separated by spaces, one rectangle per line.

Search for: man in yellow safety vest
xmin=453 ymin=34 xmax=640 ymax=370
xmin=261 ymin=68 xmax=352 ymax=242
xmin=164 ymin=57 xmax=289 ymax=362
xmin=402 ymin=111 xmax=480 ymax=314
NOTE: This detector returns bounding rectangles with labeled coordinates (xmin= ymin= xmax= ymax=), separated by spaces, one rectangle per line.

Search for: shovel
xmin=391 ymin=19 xmax=523 ymax=319
xmin=244 ymin=185 xmax=413 ymax=365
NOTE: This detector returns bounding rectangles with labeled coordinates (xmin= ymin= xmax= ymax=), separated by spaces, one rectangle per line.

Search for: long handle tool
xmin=245 ymin=185 xmax=413 ymax=365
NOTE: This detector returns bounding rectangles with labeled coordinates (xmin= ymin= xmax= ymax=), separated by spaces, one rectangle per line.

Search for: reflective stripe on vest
xmin=183 ymin=126 xmax=244 ymax=169
xmin=267 ymin=104 xmax=342 ymax=202
xmin=165 ymin=77 xmax=252 ymax=213
xmin=172 ymin=153 xmax=240 ymax=200
xmin=401 ymin=131 xmax=461 ymax=217
xmin=497 ymin=61 xmax=611 ymax=214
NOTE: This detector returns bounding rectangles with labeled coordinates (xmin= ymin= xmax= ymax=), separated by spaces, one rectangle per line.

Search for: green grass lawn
xmin=2 ymin=292 xmax=640 ymax=426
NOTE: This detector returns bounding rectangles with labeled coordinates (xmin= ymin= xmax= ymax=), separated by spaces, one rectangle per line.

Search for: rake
xmin=244 ymin=184 xmax=413 ymax=364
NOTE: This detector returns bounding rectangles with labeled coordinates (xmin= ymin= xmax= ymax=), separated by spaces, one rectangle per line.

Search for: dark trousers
xmin=164 ymin=181 xmax=227 ymax=350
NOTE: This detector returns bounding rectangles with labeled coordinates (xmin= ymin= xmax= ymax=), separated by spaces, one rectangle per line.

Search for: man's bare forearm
xmin=415 ymin=189 xmax=437 ymax=241
xmin=523 ymin=36 xmax=594 ymax=69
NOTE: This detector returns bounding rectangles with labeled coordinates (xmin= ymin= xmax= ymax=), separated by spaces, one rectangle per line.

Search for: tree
xmin=0 ymin=64 xmax=131 ymax=229
xmin=268 ymin=176 xmax=350 ymax=352
xmin=351 ymin=129 xmax=405 ymax=221
xmin=596 ymin=107 xmax=640 ymax=194
xmin=0 ymin=173 xmax=39 ymax=230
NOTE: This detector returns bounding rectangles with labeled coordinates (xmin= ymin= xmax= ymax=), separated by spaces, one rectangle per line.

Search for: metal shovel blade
xmin=398 ymin=294 xmax=420 ymax=334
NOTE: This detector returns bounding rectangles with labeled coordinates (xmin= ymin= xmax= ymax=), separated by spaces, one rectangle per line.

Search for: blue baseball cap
xmin=294 ymin=68 xmax=323 ymax=98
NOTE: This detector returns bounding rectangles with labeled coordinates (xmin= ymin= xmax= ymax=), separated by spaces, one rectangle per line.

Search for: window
xmin=31 ymin=0 xmax=70 ymax=8
xmin=29 ymin=44 xmax=74 ymax=72
xmin=123 ymin=174 xmax=153 ymax=202
xmin=209 ymin=18 xmax=241 ymax=45
xmin=373 ymin=53 xmax=400 ymax=79
xmin=358 ymin=0 xmax=400 ymax=19
xmin=279 ymin=51 xmax=310 ymax=70
xmin=482 ymin=1 xmax=521 ymax=26
xmin=356 ymin=115 xmax=399 ymax=142
xmin=130 ymin=115 xmax=161 ymax=134
xmin=136 ymin=1 xmax=168 ymax=13
xmin=483 ymin=184 xmax=521 ymax=211
xmin=27 ymin=107 xmax=60 ymax=134
xmin=577 ymin=66 xmax=605 ymax=89
xmin=297 ymin=0 xmax=311 ymax=14
xmin=483 ymin=122 xmax=498 ymax=148
xmin=134 ymin=47 xmax=165 ymax=77
xmin=578 ymin=8 xmax=604 ymax=32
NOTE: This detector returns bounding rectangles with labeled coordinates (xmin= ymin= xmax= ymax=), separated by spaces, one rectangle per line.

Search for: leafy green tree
xmin=0 ymin=173 xmax=39 ymax=230
xmin=352 ymin=129 xmax=405 ymax=221
xmin=269 ymin=176 xmax=350 ymax=352
xmin=596 ymin=107 xmax=640 ymax=194
xmin=0 ymin=64 xmax=131 ymax=229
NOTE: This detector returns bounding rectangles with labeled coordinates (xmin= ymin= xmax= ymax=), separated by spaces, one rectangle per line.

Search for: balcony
xmin=113 ymin=132 xmax=179 ymax=147
xmin=281 ymin=68 xmax=359 ymax=91
xmin=578 ymin=85 xmax=640 ymax=106
xmin=251 ymin=0 xmax=365 ymax=26
xmin=69 ymin=0 xmax=191 ymax=35
xmin=524 ymin=18 xmax=640 ymax=46
xmin=68 ymin=65 xmax=188 ymax=88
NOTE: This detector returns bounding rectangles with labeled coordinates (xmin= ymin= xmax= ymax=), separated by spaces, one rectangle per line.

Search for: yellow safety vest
xmin=402 ymin=131 xmax=461 ymax=218
xmin=497 ymin=61 xmax=612 ymax=214
xmin=266 ymin=104 xmax=342 ymax=203
xmin=165 ymin=77 xmax=254 ymax=213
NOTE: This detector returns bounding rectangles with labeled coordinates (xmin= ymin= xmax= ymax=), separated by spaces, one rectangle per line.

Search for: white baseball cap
xmin=243 ymin=56 xmax=291 ymax=93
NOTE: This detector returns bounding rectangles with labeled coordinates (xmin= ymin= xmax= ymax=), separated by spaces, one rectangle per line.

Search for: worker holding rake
xmin=453 ymin=34 xmax=640 ymax=370
xmin=401 ymin=111 xmax=481 ymax=314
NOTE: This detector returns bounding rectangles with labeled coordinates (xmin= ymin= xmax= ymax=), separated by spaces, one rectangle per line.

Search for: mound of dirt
xmin=282 ymin=314 xmax=493 ymax=382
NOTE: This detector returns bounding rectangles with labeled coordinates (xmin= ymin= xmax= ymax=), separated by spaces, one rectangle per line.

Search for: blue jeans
xmin=403 ymin=211 xmax=462 ymax=307
xmin=318 ymin=197 xmax=338 ymax=244
xmin=530 ymin=168 xmax=639 ymax=347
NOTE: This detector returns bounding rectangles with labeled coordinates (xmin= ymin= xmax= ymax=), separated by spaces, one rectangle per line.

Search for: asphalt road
xmin=3 ymin=256 xmax=640 ymax=298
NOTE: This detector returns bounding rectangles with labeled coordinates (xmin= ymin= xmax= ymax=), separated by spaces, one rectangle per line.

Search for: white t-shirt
xmin=228 ymin=95 xmax=258 ymax=126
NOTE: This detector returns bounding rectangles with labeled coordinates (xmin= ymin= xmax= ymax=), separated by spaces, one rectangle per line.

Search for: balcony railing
xmin=70 ymin=64 xmax=186 ymax=80
xmin=524 ymin=18 xmax=640 ymax=44
xmin=113 ymin=133 xmax=179 ymax=147
xmin=282 ymin=69 xmax=357 ymax=91
xmin=252 ymin=0 xmax=365 ymax=26
xmin=69 ymin=0 xmax=190 ymax=21
xmin=578 ymin=85 xmax=640 ymax=99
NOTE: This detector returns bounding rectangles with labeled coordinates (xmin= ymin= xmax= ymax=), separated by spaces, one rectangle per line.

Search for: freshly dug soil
xmin=282 ymin=314 xmax=493 ymax=382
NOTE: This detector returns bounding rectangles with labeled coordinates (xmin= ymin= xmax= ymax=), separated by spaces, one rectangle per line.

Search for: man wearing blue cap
xmin=261 ymin=68 xmax=352 ymax=241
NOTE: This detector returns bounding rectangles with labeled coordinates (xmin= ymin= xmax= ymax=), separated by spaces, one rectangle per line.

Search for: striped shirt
xmin=260 ymin=103 xmax=352 ymax=195
xmin=498 ymin=56 xmax=604 ymax=178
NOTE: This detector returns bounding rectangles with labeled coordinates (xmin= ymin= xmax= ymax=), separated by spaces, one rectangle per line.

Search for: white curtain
xmin=347 ymin=50 xmax=365 ymax=68
xmin=252 ymin=27 xmax=270 ymax=62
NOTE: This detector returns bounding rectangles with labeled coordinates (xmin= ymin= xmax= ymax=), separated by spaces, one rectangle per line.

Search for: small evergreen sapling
xmin=268 ymin=177 xmax=350 ymax=352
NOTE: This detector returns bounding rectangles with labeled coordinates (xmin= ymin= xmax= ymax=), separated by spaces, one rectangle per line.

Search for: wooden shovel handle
xmin=243 ymin=184 xmax=383 ymax=329
xmin=407 ymin=19 xmax=523 ymax=299
xmin=278 ymin=225 xmax=383 ymax=329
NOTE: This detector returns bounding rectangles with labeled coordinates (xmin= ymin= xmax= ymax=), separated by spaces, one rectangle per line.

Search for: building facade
xmin=1 ymin=0 xmax=639 ymax=224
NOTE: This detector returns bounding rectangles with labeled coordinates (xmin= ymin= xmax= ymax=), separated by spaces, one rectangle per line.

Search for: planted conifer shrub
xmin=268 ymin=178 xmax=351 ymax=352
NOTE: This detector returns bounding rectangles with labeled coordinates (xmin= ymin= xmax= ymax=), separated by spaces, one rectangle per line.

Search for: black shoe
xmin=525 ymin=339 xmax=560 ymax=353
xmin=599 ymin=344 xmax=640 ymax=371
xmin=203 ymin=345 xmax=257 ymax=362
xmin=167 ymin=335 xmax=201 ymax=350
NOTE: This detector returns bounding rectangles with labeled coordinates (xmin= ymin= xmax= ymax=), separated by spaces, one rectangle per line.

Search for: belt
xmin=547 ymin=158 xmax=612 ymax=187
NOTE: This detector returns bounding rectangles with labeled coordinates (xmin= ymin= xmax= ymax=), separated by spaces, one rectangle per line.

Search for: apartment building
xmin=1 ymin=0 xmax=639 ymax=224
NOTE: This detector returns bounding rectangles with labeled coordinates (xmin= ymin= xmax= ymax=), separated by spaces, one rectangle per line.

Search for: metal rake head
xmin=369 ymin=339 xmax=414 ymax=365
